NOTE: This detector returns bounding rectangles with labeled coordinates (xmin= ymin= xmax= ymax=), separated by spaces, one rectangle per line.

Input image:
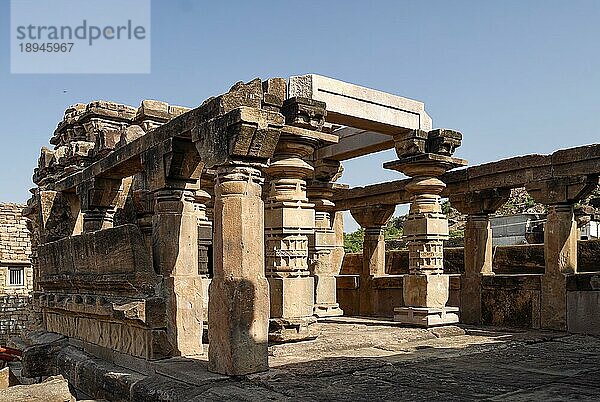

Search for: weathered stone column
xmin=132 ymin=188 xmax=154 ymax=260
xmin=265 ymin=135 xmax=318 ymax=341
xmin=143 ymin=137 xmax=204 ymax=357
xmin=385 ymin=129 xmax=466 ymax=327
xmin=77 ymin=177 xmax=121 ymax=232
xmin=152 ymin=187 xmax=203 ymax=355
xmin=527 ymin=176 xmax=597 ymax=330
xmin=451 ymin=189 xmax=509 ymax=324
xmin=350 ymin=205 xmax=395 ymax=316
xmin=195 ymin=189 xmax=213 ymax=277
xmin=308 ymin=159 xmax=345 ymax=317
xmin=208 ymin=163 xmax=270 ymax=375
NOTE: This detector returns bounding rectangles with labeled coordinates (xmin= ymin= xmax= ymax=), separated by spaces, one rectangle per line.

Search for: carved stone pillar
xmin=132 ymin=188 xmax=154 ymax=261
xmin=451 ymin=189 xmax=509 ymax=324
xmin=208 ymin=163 xmax=270 ymax=375
xmin=350 ymin=205 xmax=395 ymax=316
xmin=263 ymin=96 xmax=333 ymax=341
xmin=195 ymin=189 xmax=213 ymax=277
xmin=77 ymin=177 xmax=121 ymax=232
xmin=527 ymin=176 xmax=597 ymax=330
xmin=265 ymin=134 xmax=318 ymax=342
xmin=152 ymin=187 xmax=203 ymax=356
xmin=308 ymin=159 xmax=345 ymax=317
xmin=385 ymin=129 xmax=466 ymax=327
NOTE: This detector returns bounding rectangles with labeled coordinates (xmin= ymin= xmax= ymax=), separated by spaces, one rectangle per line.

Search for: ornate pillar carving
xmin=265 ymin=134 xmax=318 ymax=341
xmin=385 ymin=129 xmax=466 ymax=327
xmin=208 ymin=163 xmax=270 ymax=375
xmin=132 ymin=188 xmax=154 ymax=261
xmin=527 ymin=176 xmax=597 ymax=330
xmin=195 ymin=189 xmax=213 ymax=277
xmin=350 ymin=204 xmax=396 ymax=316
xmin=308 ymin=159 xmax=345 ymax=317
xmin=451 ymin=189 xmax=510 ymax=324
xmin=265 ymin=97 xmax=332 ymax=341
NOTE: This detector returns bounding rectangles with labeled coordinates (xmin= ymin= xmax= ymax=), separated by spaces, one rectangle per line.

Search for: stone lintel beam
xmin=332 ymin=144 xmax=600 ymax=212
xmin=290 ymin=74 xmax=433 ymax=161
xmin=316 ymin=127 xmax=396 ymax=161
xmin=289 ymin=74 xmax=432 ymax=135
xmin=52 ymin=79 xmax=276 ymax=193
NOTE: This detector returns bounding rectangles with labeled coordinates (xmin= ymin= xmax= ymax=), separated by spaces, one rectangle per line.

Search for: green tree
xmin=343 ymin=228 xmax=364 ymax=253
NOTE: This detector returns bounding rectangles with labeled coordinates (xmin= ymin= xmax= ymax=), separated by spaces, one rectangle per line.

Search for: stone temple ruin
xmin=16 ymin=74 xmax=600 ymax=397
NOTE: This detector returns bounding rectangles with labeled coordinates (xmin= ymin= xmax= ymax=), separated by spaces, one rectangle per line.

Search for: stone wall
xmin=0 ymin=203 xmax=32 ymax=263
xmin=0 ymin=204 xmax=32 ymax=345
xmin=0 ymin=295 xmax=30 ymax=345
xmin=337 ymin=240 xmax=600 ymax=320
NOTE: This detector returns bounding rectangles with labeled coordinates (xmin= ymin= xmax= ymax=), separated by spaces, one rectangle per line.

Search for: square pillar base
xmin=393 ymin=306 xmax=459 ymax=327
xmin=269 ymin=316 xmax=318 ymax=343
xmin=314 ymin=303 xmax=344 ymax=318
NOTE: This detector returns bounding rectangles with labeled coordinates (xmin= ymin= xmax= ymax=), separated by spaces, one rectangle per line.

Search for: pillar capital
xmin=143 ymin=137 xmax=204 ymax=193
xmin=76 ymin=177 xmax=122 ymax=232
xmin=350 ymin=204 xmax=395 ymax=230
xmin=450 ymin=188 xmax=511 ymax=216
xmin=526 ymin=176 xmax=598 ymax=205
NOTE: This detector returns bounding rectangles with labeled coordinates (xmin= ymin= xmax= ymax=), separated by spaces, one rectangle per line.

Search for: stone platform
xmin=20 ymin=317 xmax=600 ymax=401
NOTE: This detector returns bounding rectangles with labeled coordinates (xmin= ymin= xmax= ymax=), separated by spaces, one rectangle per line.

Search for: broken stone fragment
xmin=427 ymin=129 xmax=462 ymax=156
xmin=0 ymin=375 xmax=75 ymax=402
xmin=394 ymin=129 xmax=429 ymax=158
xmin=281 ymin=97 xmax=327 ymax=130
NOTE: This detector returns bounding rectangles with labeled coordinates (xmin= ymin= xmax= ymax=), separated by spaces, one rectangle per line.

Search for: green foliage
xmin=384 ymin=216 xmax=404 ymax=241
xmin=344 ymin=216 xmax=404 ymax=252
xmin=449 ymin=228 xmax=464 ymax=239
xmin=441 ymin=200 xmax=452 ymax=215
xmin=343 ymin=228 xmax=364 ymax=253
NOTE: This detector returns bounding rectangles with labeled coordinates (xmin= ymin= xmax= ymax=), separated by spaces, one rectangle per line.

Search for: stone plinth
xmin=393 ymin=306 xmax=460 ymax=327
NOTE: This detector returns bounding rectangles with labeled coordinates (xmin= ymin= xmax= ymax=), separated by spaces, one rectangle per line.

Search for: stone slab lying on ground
xmin=0 ymin=375 xmax=75 ymax=402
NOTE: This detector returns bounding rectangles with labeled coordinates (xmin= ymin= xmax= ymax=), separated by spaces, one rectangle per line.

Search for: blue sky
xmin=1 ymin=0 xmax=599 ymax=230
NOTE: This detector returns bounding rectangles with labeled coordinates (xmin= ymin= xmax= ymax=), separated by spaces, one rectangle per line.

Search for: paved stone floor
xmin=82 ymin=317 xmax=600 ymax=401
